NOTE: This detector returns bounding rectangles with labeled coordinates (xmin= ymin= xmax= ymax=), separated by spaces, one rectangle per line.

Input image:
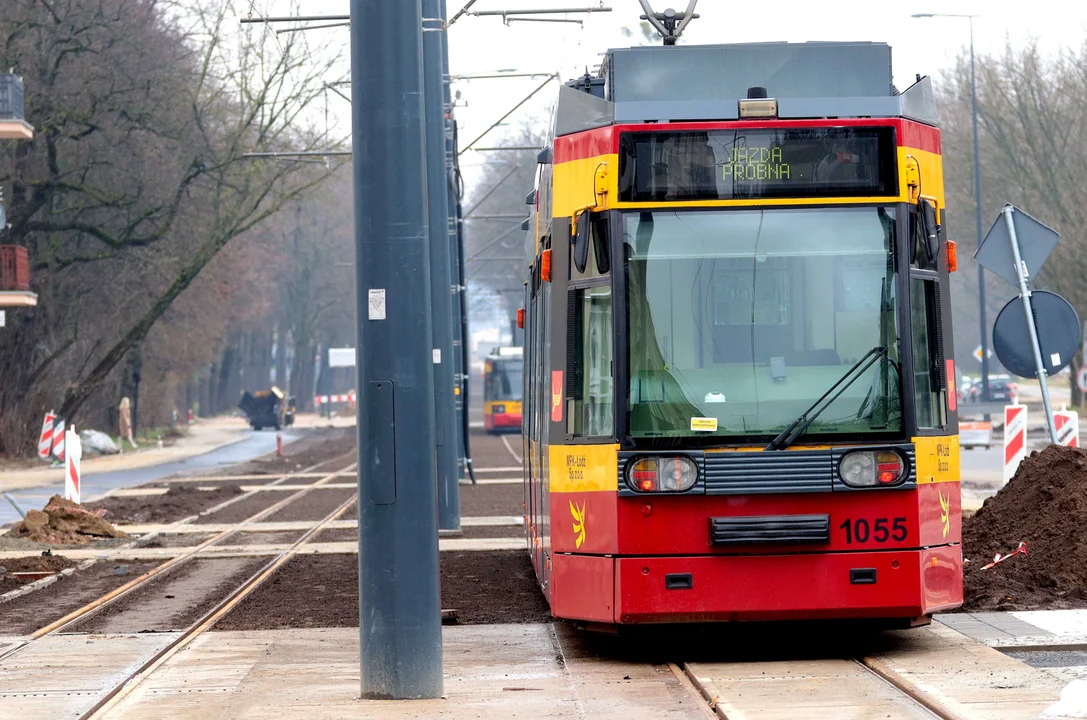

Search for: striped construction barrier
xmin=959 ymin=421 xmax=993 ymax=449
xmin=38 ymin=411 xmax=56 ymax=461
xmin=51 ymin=417 xmax=66 ymax=462
xmin=64 ymin=425 xmax=82 ymax=504
xmin=315 ymin=391 xmax=356 ymax=406
xmin=1055 ymin=408 xmax=1080 ymax=448
xmin=1003 ymin=403 xmax=1027 ymax=485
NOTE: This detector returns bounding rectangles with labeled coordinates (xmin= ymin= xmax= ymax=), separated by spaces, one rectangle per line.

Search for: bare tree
xmin=0 ymin=0 xmax=347 ymax=452
xmin=939 ymin=41 xmax=1087 ymax=403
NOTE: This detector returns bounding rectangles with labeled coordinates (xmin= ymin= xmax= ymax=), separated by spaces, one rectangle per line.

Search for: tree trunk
xmin=275 ymin=319 xmax=289 ymax=392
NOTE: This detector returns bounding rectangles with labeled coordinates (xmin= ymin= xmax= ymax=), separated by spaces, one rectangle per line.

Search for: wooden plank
xmin=114 ymin=516 xmax=523 ymax=535
xmin=0 ymin=538 xmax=526 ymax=562
xmin=105 ymin=484 xmax=356 ymax=497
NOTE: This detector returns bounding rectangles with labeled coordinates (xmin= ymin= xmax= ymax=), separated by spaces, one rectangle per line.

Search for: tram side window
xmin=567 ymin=285 xmax=613 ymax=437
xmin=911 ymin=278 xmax=946 ymax=428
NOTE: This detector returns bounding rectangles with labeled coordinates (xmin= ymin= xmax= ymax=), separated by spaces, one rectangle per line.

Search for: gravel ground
xmin=215 ymin=549 xmax=550 ymax=630
xmin=0 ymin=560 xmax=161 ymax=635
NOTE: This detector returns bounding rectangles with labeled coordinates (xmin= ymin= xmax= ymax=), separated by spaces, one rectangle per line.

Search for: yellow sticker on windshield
xmin=691 ymin=417 xmax=718 ymax=432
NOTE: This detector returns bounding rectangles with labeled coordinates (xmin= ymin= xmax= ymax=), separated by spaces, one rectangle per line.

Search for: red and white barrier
xmin=38 ymin=411 xmax=56 ymax=461
xmin=63 ymin=425 xmax=82 ymax=504
xmin=51 ymin=417 xmax=66 ymax=462
xmin=315 ymin=391 xmax=356 ymax=406
xmin=1004 ymin=403 xmax=1028 ymax=485
xmin=1055 ymin=407 xmax=1080 ymax=448
xmin=959 ymin=421 xmax=993 ymax=449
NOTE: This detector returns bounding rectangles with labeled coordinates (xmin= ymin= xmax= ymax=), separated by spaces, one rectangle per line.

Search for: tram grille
xmin=703 ymin=451 xmax=833 ymax=495
xmin=710 ymin=514 xmax=830 ymax=545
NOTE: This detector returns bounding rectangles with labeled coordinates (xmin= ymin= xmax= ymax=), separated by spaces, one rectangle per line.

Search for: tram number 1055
xmin=838 ymin=517 xmax=907 ymax=544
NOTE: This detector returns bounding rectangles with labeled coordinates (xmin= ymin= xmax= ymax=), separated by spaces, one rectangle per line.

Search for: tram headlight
xmin=838 ymin=450 xmax=906 ymax=487
xmin=626 ymin=456 xmax=698 ymax=493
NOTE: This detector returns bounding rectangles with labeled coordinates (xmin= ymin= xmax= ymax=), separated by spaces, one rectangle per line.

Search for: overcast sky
xmin=246 ymin=0 xmax=1087 ymax=184
xmin=444 ymin=0 xmax=1086 ymax=181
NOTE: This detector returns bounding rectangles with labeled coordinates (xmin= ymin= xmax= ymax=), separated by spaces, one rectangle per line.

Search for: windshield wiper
xmin=765 ymin=346 xmax=888 ymax=451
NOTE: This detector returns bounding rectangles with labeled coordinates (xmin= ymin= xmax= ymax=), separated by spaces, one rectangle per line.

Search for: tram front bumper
xmin=551 ymin=547 xmax=962 ymax=624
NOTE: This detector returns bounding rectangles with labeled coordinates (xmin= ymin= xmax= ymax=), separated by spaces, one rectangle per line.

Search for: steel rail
xmin=0 ymin=455 xmax=357 ymax=660
xmin=0 ymin=455 xmax=347 ymax=611
xmin=82 ymin=490 xmax=360 ymax=719
xmin=680 ymin=657 xmax=971 ymax=720
xmin=858 ymin=656 xmax=976 ymax=720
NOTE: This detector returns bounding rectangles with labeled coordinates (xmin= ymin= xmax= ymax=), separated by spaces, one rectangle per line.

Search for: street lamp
xmin=912 ymin=12 xmax=989 ymax=403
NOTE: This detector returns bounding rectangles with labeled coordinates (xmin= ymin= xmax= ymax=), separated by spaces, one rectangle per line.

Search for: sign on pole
xmin=977 ymin=205 xmax=1065 ymax=444
xmin=328 ymin=348 xmax=356 ymax=368
xmin=1078 ymin=367 xmax=1087 ymax=394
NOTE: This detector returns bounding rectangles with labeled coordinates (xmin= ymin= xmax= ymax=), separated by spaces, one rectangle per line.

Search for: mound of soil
xmin=86 ymin=484 xmax=243 ymax=525
xmin=962 ymin=444 xmax=1087 ymax=611
xmin=9 ymin=496 xmax=129 ymax=545
xmin=1 ymin=555 xmax=78 ymax=590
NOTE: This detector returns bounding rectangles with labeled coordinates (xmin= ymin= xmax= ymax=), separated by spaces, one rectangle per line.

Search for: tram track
xmin=678 ymin=655 xmax=974 ymax=720
xmin=78 ymin=487 xmax=359 ymax=720
xmin=0 ymin=454 xmax=357 ymax=661
xmin=0 ymin=455 xmax=348 ymax=609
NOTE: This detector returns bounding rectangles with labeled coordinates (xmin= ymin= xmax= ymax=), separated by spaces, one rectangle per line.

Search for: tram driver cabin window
xmin=567 ymin=286 xmax=613 ymax=438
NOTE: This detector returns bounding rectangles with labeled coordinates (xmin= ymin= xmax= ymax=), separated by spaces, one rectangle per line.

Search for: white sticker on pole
xmin=64 ymin=426 xmax=82 ymax=504
xmin=1051 ymin=353 xmax=1061 ymax=366
xmin=367 ymin=289 xmax=386 ymax=320
xmin=1003 ymin=404 xmax=1028 ymax=486
xmin=433 ymin=349 xmax=441 ymax=364
xmin=1055 ymin=410 xmax=1080 ymax=448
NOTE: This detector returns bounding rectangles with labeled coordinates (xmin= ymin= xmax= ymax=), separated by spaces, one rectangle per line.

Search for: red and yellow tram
xmin=519 ymin=41 xmax=961 ymax=626
xmin=483 ymin=347 xmax=524 ymax=433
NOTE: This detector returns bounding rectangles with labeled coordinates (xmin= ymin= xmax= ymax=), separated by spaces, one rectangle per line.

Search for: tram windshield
xmin=484 ymin=359 xmax=523 ymax=402
xmin=624 ymin=206 xmax=902 ymax=440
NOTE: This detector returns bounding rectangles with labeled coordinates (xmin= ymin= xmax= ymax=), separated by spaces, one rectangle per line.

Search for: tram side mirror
xmin=920 ymin=199 xmax=940 ymax=265
xmin=572 ymin=211 xmax=590 ymax=274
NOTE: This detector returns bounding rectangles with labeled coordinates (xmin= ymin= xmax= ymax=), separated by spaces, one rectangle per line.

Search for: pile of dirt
xmin=1 ymin=555 xmax=78 ymax=590
xmin=8 ymin=496 xmax=129 ymax=545
xmin=86 ymin=484 xmax=244 ymax=525
xmin=962 ymin=444 xmax=1087 ymax=611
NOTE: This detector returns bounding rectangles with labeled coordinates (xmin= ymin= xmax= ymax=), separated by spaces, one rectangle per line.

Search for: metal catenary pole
xmin=1003 ymin=205 xmax=1058 ymax=443
xmin=424 ymin=0 xmax=461 ymax=530
xmin=970 ymin=18 xmax=991 ymax=405
xmin=350 ymin=0 xmax=443 ymax=699
xmin=441 ymin=0 xmax=471 ymax=483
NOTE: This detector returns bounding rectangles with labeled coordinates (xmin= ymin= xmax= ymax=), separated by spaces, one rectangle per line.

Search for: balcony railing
xmin=0 ymin=245 xmax=30 ymax=292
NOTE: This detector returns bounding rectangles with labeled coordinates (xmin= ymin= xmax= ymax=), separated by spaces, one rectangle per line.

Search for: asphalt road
xmin=0 ymin=429 xmax=299 ymax=526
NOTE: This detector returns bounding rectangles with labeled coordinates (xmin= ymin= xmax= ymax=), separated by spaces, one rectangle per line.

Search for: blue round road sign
xmin=993 ymin=290 xmax=1081 ymax=378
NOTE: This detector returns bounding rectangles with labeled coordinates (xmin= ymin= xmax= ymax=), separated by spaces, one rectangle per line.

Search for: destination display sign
xmin=619 ymin=127 xmax=897 ymax=202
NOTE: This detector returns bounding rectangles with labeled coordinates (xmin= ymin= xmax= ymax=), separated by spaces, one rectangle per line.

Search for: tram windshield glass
xmin=485 ymin=359 xmax=523 ymax=402
xmin=624 ymin=206 xmax=903 ymax=440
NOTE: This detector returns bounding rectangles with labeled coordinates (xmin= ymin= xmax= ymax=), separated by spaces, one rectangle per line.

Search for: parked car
xmin=964 ymin=375 xmax=1018 ymax=404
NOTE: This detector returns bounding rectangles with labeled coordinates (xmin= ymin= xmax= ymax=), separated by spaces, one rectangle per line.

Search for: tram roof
xmin=555 ymin=42 xmax=937 ymax=137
